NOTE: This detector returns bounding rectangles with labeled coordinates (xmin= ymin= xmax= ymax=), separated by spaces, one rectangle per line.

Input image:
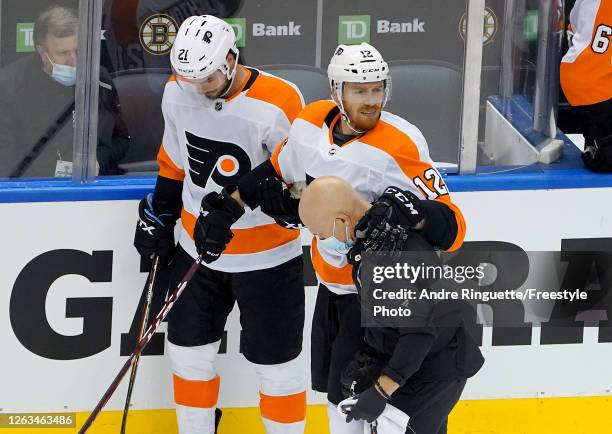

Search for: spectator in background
xmin=560 ymin=0 xmax=612 ymax=172
xmin=0 ymin=5 xmax=130 ymax=178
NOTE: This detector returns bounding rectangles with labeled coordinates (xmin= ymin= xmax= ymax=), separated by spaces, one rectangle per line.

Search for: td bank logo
xmin=225 ymin=18 xmax=246 ymax=48
xmin=339 ymin=15 xmax=370 ymax=44
xmin=16 ymin=22 xmax=35 ymax=53
xmin=339 ymin=15 xmax=427 ymax=43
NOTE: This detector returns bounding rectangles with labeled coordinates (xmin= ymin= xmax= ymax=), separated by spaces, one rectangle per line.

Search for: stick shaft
xmin=120 ymin=256 xmax=160 ymax=433
xmin=78 ymin=257 xmax=202 ymax=434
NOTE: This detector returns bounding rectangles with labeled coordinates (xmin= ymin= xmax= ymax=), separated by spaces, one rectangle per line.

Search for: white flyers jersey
xmin=270 ymin=100 xmax=466 ymax=294
xmin=157 ymin=67 xmax=304 ymax=272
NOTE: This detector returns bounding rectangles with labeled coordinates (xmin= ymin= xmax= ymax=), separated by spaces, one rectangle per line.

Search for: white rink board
xmin=1 ymin=188 xmax=612 ymax=412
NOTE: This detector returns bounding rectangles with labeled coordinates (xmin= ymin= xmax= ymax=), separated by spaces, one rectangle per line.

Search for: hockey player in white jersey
xmin=194 ymin=43 xmax=467 ymax=433
xmin=133 ymin=15 xmax=307 ymax=434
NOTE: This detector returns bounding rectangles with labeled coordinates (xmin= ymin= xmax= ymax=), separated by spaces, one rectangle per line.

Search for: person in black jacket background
xmin=299 ymin=176 xmax=484 ymax=434
xmin=0 ymin=5 xmax=129 ymax=178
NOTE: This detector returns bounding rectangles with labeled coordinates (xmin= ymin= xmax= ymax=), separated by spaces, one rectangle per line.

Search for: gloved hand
xmin=134 ymin=193 xmax=177 ymax=269
xmin=340 ymin=349 xmax=385 ymax=398
xmin=344 ymin=384 xmax=388 ymax=424
xmin=348 ymin=204 xmax=414 ymax=265
xmin=582 ymin=134 xmax=612 ymax=173
xmin=257 ymin=176 xmax=303 ymax=228
xmin=193 ymin=186 xmax=245 ymax=263
xmin=347 ymin=187 xmax=426 ymax=265
xmin=375 ymin=186 xmax=425 ymax=229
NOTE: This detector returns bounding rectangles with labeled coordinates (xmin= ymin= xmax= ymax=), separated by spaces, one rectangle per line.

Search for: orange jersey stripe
xmin=225 ymin=68 xmax=253 ymax=102
xmin=181 ymin=209 xmax=300 ymax=254
xmin=157 ymin=145 xmax=185 ymax=181
xmin=173 ymin=374 xmax=220 ymax=408
xmin=246 ymin=73 xmax=303 ymax=123
xmin=361 ymin=120 xmax=466 ymax=251
xmin=269 ymin=138 xmax=287 ymax=177
xmin=296 ymin=100 xmax=337 ymax=127
xmin=310 ymin=238 xmax=354 ymax=285
xmin=440 ymin=200 xmax=466 ymax=252
xmin=259 ymin=391 xmax=306 ymax=424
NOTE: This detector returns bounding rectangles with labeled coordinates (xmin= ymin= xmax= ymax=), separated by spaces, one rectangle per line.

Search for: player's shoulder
xmin=362 ymin=111 xmax=430 ymax=160
xmin=162 ymin=75 xmax=182 ymax=98
xmin=245 ymin=68 xmax=304 ymax=120
xmin=380 ymin=112 xmax=428 ymax=144
xmin=295 ymin=100 xmax=338 ymax=127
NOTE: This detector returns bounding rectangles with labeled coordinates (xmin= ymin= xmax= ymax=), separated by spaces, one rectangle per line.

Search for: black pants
xmin=311 ymin=284 xmax=468 ymax=434
xmin=166 ymin=245 xmax=305 ymax=365
xmin=573 ymin=98 xmax=612 ymax=172
xmin=311 ymin=285 xmax=366 ymax=405
xmin=390 ymin=378 xmax=467 ymax=434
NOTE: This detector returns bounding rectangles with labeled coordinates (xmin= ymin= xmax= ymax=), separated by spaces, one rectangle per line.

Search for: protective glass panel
xmin=98 ymin=0 xmax=468 ymax=177
xmin=0 ymin=1 xmax=81 ymax=179
xmin=98 ymin=0 xmax=244 ymax=176
xmin=477 ymin=0 xmax=566 ymax=172
xmin=323 ymin=0 xmax=467 ymax=166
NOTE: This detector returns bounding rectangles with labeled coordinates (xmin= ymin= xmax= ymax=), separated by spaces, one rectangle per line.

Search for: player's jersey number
xmin=592 ymin=24 xmax=612 ymax=54
xmin=413 ymin=168 xmax=449 ymax=199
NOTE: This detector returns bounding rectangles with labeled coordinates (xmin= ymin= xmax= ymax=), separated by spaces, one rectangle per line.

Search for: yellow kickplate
xmin=1 ymin=397 xmax=609 ymax=434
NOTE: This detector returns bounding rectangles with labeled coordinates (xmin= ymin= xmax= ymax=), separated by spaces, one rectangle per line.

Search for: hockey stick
xmin=119 ymin=255 xmax=160 ymax=434
xmin=78 ymin=256 xmax=203 ymax=434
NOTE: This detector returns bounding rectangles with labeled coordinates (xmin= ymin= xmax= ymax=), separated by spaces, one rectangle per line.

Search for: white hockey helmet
xmin=327 ymin=43 xmax=391 ymax=113
xmin=170 ymin=15 xmax=239 ymax=83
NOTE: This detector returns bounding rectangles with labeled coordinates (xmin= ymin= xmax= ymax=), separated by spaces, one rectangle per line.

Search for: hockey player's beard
xmin=346 ymin=104 xmax=382 ymax=133
xmin=202 ymin=78 xmax=231 ymax=100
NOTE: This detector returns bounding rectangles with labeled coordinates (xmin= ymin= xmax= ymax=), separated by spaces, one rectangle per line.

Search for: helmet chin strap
xmin=340 ymin=112 xmax=366 ymax=135
xmin=219 ymin=51 xmax=240 ymax=99
xmin=334 ymin=81 xmax=366 ymax=136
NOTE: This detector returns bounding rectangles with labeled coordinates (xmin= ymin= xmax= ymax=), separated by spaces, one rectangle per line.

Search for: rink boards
xmin=1 ymin=185 xmax=612 ymax=433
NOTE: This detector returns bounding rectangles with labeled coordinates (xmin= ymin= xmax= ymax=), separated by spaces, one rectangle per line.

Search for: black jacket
xmin=0 ymin=54 xmax=129 ymax=178
xmin=357 ymin=233 xmax=484 ymax=387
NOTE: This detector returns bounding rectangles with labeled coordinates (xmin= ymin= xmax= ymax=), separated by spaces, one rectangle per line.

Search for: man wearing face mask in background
xmin=0 ymin=5 xmax=130 ymax=178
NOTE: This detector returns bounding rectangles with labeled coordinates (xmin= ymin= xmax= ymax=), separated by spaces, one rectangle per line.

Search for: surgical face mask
xmin=46 ymin=53 xmax=77 ymax=86
xmin=317 ymin=218 xmax=354 ymax=254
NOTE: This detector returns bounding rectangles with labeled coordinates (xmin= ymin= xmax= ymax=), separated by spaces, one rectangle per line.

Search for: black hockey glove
xmin=257 ymin=176 xmax=303 ymax=228
xmin=341 ymin=349 xmax=385 ymax=398
xmin=194 ymin=186 xmax=245 ymax=263
xmin=348 ymin=201 xmax=414 ymax=264
xmin=134 ymin=193 xmax=177 ymax=269
xmin=582 ymin=134 xmax=612 ymax=173
xmin=376 ymin=186 xmax=425 ymax=229
xmin=344 ymin=384 xmax=388 ymax=424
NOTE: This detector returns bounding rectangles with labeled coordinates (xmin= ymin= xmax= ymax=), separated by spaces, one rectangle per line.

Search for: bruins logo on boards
xmin=459 ymin=7 xmax=498 ymax=46
xmin=139 ymin=13 xmax=179 ymax=55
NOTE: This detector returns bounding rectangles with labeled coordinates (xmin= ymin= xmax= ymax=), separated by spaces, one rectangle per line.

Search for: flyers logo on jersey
xmin=185 ymin=131 xmax=252 ymax=188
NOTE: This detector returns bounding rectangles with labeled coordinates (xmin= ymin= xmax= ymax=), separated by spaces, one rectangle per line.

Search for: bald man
xmin=298 ymin=176 xmax=371 ymax=244
xmin=298 ymin=177 xmax=484 ymax=434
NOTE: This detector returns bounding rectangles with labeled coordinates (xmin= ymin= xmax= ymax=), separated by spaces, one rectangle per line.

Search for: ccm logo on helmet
xmin=185 ymin=131 xmax=252 ymax=188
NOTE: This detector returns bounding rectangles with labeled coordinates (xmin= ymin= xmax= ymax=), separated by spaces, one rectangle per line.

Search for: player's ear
xmin=226 ymin=52 xmax=236 ymax=68
xmin=36 ymin=44 xmax=46 ymax=60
